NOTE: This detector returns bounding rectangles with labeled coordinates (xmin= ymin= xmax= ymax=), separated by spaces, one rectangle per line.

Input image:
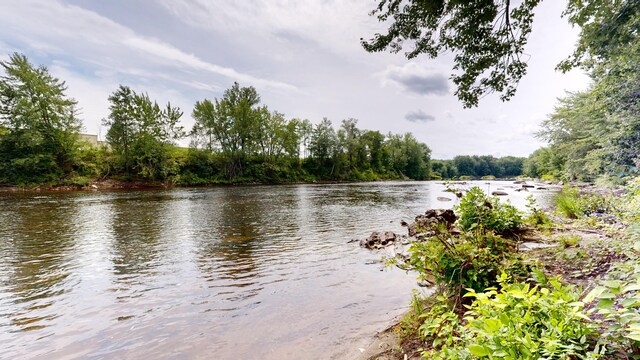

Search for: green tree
xmin=0 ymin=53 xmax=81 ymax=183
xmin=362 ymin=0 xmax=639 ymax=108
xmin=191 ymin=83 xmax=262 ymax=179
xmin=362 ymin=0 xmax=541 ymax=107
xmin=103 ymin=85 xmax=183 ymax=180
xmin=339 ymin=118 xmax=361 ymax=170
xmin=308 ymin=118 xmax=337 ymax=175
xmin=362 ymin=130 xmax=386 ymax=173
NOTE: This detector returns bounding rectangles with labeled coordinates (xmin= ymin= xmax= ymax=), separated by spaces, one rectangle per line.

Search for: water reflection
xmin=0 ymin=194 xmax=79 ymax=333
xmin=0 ymin=181 xmax=559 ymax=359
xmin=109 ymin=194 xmax=167 ymax=277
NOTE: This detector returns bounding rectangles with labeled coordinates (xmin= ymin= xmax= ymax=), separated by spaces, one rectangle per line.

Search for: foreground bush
xmin=456 ymin=187 xmax=523 ymax=235
xmin=419 ymin=275 xmax=602 ymax=359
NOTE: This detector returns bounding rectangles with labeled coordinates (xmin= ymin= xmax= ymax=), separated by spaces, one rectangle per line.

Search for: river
xmin=0 ymin=181 xmax=556 ymax=359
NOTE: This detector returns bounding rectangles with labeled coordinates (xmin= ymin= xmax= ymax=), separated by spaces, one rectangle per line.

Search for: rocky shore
xmin=353 ymin=180 xmax=637 ymax=359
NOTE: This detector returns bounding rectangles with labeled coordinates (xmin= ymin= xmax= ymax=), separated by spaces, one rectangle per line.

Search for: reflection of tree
xmin=196 ymin=188 xmax=261 ymax=282
xmin=108 ymin=193 xmax=168 ymax=278
xmin=194 ymin=186 xmax=301 ymax=302
xmin=0 ymin=193 xmax=79 ymax=331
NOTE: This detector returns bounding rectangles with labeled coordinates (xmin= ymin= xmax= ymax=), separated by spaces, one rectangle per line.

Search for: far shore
xmin=0 ymin=177 xmax=537 ymax=193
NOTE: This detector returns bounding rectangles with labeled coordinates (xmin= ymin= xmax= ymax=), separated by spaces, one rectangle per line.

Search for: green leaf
xmin=597 ymin=299 xmax=614 ymax=310
xmin=468 ymin=344 xmax=490 ymax=357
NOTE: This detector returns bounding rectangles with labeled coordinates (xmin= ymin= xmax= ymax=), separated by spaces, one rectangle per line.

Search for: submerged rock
xmin=437 ymin=196 xmax=452 ymax=202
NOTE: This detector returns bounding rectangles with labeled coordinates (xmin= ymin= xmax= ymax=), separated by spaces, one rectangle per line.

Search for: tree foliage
xmin=362 ymin=0 xmax=541 ymax=107
xmin=103 ymin=85 xmax=184 ymax=180
xmin=432 ymin=156 xmax=524 ymax=179
xmin=0 ymin=53 xmax=81 ymax=183
xmin=362 ymin=0 xmax=639 ymax=109
xmin=531 ymin=1 xmax=640 ymax=181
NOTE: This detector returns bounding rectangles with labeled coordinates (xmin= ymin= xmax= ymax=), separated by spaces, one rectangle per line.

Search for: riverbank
xmin=0 ymin=176 xmax=536 ymax=193
xmin=357 ymin=180 xmax=639 ymax=359
xmin=0 ymin=177 xmax=398 ymax=192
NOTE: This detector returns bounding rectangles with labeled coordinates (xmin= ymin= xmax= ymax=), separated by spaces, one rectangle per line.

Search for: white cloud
xmin=0 ymin=0 xmax=295 ymax=91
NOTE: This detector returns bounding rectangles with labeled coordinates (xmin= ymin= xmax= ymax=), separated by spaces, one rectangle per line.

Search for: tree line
xmin=432 ymin=156 xmax=524 ymax=180
xmin=0 ymin=53 xmax=439 ymax=185
xmin=0 ymin=53 xmax=531 ymax=186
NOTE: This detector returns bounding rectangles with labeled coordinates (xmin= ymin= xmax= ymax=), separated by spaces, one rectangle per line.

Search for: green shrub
xmin=417 ymin=274 xmax=601 ymax=360
xmin=555 ymin=186 xmax=618 ymax=219
xmin=555 ymin=187 xmax=583 ymax=219
xmin=406 ymin=229 xmax=517 ymax=301
xmin=463 ymin=274 xmax=600 ymax=359
xmin=525 ymin=195 xmax=553 ymax=228
xmin=456 ymin=187 xmax=523 ymax=235
xmin=585 ymin=250 xmax=640 ymax=356
xmin=558 ymin=234 xmax=580 ymax=248
xmin=419 ymin=294 xmax=468 ymax=359
xmin=459 ymin=175 xmax=472 ymax=181
xmin=481 ymin=175 xmax=496 ymax=180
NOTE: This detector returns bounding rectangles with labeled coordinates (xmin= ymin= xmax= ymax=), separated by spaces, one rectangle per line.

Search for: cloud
xmin=0 ymin=0 xmax=296 ymax=93
xmin=405 ymin=110 xmax=435 ymax=123
xmin=157 ymin=0 xmax=376 ymax=60
xmin=382 ymin=63 xmax=449 ymax=96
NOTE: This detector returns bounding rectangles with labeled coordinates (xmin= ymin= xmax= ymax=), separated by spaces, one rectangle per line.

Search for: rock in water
xmin=491 ymin=191 xmax=508 ymax=196
xmin=437 ymin=196 xmax=452 ymax=201
xmin=360 ymin=231 xmax=398 ymax=249
xmin=408 ymin=209 xmax=458 ymax=236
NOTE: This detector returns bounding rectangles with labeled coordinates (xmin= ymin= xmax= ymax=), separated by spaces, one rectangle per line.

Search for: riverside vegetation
xmin=375 ymin=180 xmax=640 ymax=359
xmin=0 ymin=53 xmax=527 ymax=188
xmin=0 ymin=54 xmax=430 ymax=186
xmin=358 ymin=1 xmax=640 ymax=356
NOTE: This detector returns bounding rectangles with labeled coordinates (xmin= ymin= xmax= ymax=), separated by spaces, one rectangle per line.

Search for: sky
xmin=0 ymin=0 xmax=591 ymax=159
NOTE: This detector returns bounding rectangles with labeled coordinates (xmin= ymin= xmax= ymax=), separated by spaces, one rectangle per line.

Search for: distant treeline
xmin=430 ymin=156 xmax=525 ymax=180
xmin=0 ymin=53 xmax=432 ymax=185
xmin=0 ymin=53 xmax=530 ymax=186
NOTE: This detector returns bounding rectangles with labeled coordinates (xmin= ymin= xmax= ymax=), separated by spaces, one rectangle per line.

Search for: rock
xmin=408 ymin=209 xmax=457 ymax=236
xmin=522 ymin=184 xmax=535 ymax=188
xmin=360 ymin=231 xmax=398 ymax=249
xmin=515 ymin=187 xmax=527 ymax=192
xmin=437 ymin=196 xmax=452 ymax=202
xmin=613 ymin=189 xmax=627 ymax=196
xmin=537 ymin=187 xmax=548 ymax=190
xmin=90 ymin=184 xmax=98 ymax=189
xmin=455 ymin=192 xmax=463 ymax=198
xmin=400 ymin=220 xmax=408 ymax=227
xmin=590 ymin=212 xmax=618 ymax=224
xmin=520 ymin=242 xmax=557 ymax=251
xmin=513 ymin=180 xmax=525 ymax=184
xmin=491 ymin=191 xmax=508 ymax=196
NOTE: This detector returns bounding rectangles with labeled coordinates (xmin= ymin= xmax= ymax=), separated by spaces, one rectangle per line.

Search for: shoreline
xmin=0 ymin=177 xmax=532 ymax=193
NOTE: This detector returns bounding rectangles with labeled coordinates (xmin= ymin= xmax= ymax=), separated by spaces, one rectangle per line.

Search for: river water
xmin=0 ymin=181 xmax=556 ymax=359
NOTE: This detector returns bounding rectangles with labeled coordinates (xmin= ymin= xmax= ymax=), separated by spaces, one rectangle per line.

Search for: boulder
xmin=408 ymin=209 xmax=457 ymax=236
xmin=360 ymin=231 xmax=398 ymax=249
xmin=491 ymin=191 xmax=508 ymax=196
